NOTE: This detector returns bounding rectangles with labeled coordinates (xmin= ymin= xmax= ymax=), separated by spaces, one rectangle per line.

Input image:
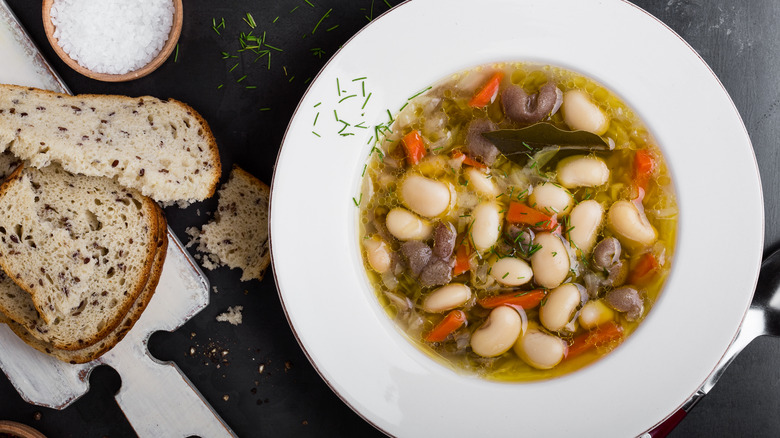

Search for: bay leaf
xmin=482 ymin=123 xmax=609 ymax=156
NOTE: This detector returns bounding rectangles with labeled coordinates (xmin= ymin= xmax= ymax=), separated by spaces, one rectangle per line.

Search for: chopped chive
xmin=217 ymin=84 xmax=224 ymax=89
xmin=336 ymin=78 xmax=341 ymax=96
xmin=245 ymin=85 xmax=257 ymax=89
xmin=399 ymin=102 xmax=408 ymax=112
xmin=352 ymin=77 xmax=367 ymax=81
xmin=362 ymin=81 xmax=366 ymax=97
xmin=408 ymin=86 xmax=432 ymax=100
xmin=244 ymin=12 xmax=256 ymax=29
xmin=288 ymin=76 xmax=295 ymax=82
xmin=312 ymin=8 xmax=332 ymax=34
xmin=174 ymin=44 xmax=179 ymax=62
xmin=326 ymin=25 xmax=339 ymax=32
xmin=290 ymin=5 xmax=299 ymax=13
xmin=339 ymin=94 xmax=357 ymax=103
xmin=304 ymin=77 xmax=312 ymax=84
xmin=502 ymin=272 xmax=509 ymax=279
xmin=334 ymin=109 xmax=339 ymax=121
xmin=304 ymin=0 xmax=315 ymax=7
xmin=237 ymin=75 xmax=247 ymax=83
xmin=362 ymin=164 xmax=367 ymax=176
xmin=259 ymin=107 xmax=271 ymax=111
xmin=365 ymin=0 xmax=375 ymax=21
xmin=264 ymin=44 xmax=283 ymax=52
xmin=384 ymin=0 xmax=392 ymax=7
xmin=313 ymin=112 xmax=320 ymax=126
xmin=312 ymin=131 xmax=321 ymax=137
xmin=313 ymin=102 xmax=322 ymax=108
xmin=273 ymin=16 xmax=280 ymax=23
xmin=229 ymin=63 xmax=239 ymax=72
xmin=362 ymin=92 xmax=372 ymax=109
xmin=386 ymin=109 xmax=394 ymax=123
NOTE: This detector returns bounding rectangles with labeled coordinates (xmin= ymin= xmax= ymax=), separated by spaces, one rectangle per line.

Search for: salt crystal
xmin=50 ymin=0 xmax=174 ymax=75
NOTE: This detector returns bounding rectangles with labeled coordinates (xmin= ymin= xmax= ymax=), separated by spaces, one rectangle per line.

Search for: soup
xmin=358 ymin=63 xmax=677 ymax=381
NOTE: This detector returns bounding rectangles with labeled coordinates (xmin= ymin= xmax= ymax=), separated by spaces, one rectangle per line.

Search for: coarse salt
xmin=50 ymin=0 xmax=174 ymax=75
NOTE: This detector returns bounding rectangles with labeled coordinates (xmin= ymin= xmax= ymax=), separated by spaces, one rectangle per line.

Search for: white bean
xmin=578 ymin=299 xmax=615 ymax=329
xmin=528 ymin=182 xmax=573 ymax=216
xmin=470 ymin=306 xmax=522 ymax=358
xmin=530 ymin=232 xmax=570 ymax=289
xmin=607 ymin=200 xmax=657 ymax=248
xmin=401 ymin=174 xmax=452 ymax=218
xmin=465 ymin=167 xmax=499 ymax=197
xmin=422 ymin=283 xmax=472 ymax=313
xmin=568 ymin=200 xmax=604 ymax=254
xmin=540 ymin=283 xmax=583 ymax=332
xmin=556 ymin=156 xmax=610 ymax=188
xmin=514 ymin=327 xmax=567 ymax=370
xmin=562 ymin=89 xmax=610 ymax=135
xmin=490 ymin=257 xmax=533 ymax=286
xmin=363 ymin=236 xmax=391 ymax=274
xmin=385 ymin=207 xmax=433 ymax=241
xmin=470 ymin=202 xmax=501 ymax=252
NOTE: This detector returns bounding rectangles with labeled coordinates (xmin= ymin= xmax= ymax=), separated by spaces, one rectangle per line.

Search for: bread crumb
xmin=158 ymin=199 xmax=194 ymax=209
xmin=216 ymin=306 xmax=243 ymax=325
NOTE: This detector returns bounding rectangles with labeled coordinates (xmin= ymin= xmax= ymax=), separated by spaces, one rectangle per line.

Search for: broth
xmin=358 ymin=62 xmax=677 ymax=381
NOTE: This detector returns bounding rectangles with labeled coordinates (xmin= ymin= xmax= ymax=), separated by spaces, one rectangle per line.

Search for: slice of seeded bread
xmin=0 ymin=84 xmax=220 ymax=203
xmin=0 ymin=164 xmax=160 ymax=349
xmin=0 ymin=208 xmax=167 ymax=363
xmin=192 ymin=166 xmax=270 ymax=282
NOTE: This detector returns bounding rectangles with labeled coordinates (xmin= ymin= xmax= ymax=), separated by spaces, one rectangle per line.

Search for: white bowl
xmin=270 ymin=0 xmax=763 ymax=436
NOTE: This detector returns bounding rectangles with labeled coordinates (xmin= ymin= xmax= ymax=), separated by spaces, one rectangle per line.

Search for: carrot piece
xmin=401 ymin=130 xmax=426 ymax=166
xmin=566 ymin=321 xmax=625 ymax=359
xmin=477 ymin=290 xmax=546 ymax=309
xmin=452 ymin=150 xmax=487 ymax=169
xmin=452 ymin=236 xmax=472 ymax=276
xmin=633 ymin=149 xmax=656 ymax=192
xmin=628 ymin=252 xmax=660 ymax=285
xmin=468 ymin=71 xmax=504 ymax=108
xmin=506 ymin=202 xmax=558 ymax=231
xmin=424 ymin=310 xmax=467 ymax=342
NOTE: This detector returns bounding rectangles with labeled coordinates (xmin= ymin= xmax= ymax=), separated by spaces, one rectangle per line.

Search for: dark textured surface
xmin=1 ymin=1 xmax=779 ymax=437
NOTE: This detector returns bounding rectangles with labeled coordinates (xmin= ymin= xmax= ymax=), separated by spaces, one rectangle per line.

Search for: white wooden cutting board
xmin=0 ymin=2 xmax=234 ymax=436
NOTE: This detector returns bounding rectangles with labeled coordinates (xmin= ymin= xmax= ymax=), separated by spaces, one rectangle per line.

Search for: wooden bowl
xmin=41 ymin=0 xmax=183 ymax=82
xmin=0 ymin=420 xmax=46 ymax=438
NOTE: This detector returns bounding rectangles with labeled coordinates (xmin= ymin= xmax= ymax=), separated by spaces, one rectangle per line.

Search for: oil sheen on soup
xmin=358 ymin=63 xmax=677 ymax=381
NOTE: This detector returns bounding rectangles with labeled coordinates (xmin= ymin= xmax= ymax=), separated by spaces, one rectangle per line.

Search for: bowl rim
xmin=0 ymin=420 xmax=47 ymax=438
xmin=41 ymin=0 xmax=182 ymax=82
xmin=269 ymin=0 xmax=764 ymax=436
